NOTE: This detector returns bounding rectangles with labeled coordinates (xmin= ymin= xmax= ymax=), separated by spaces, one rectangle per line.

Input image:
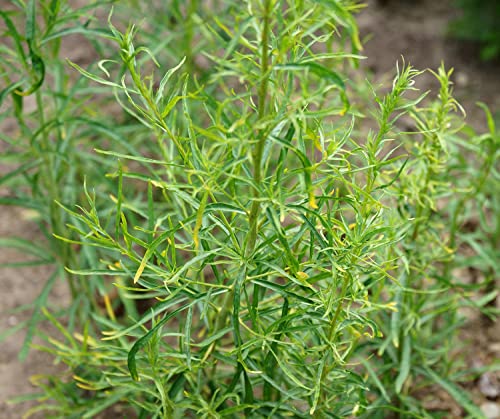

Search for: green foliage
xmin=0 ymin=0 xmax=119 ymax=356
xmin=1 ymin=0 xmax=498 ymax=417
xmin=450 ymin=0 xmax=500 ymax=60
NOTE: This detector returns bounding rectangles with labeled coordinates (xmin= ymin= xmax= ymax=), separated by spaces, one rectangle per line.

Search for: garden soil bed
xmin=1 ymin=0 xmax=498 ymax=417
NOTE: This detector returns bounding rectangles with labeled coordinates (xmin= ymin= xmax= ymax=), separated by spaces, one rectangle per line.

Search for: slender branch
xmin=206 ymin=0 xmax=273 ymax=383
xmin=245 ymin=0 xmax=272 ymax=258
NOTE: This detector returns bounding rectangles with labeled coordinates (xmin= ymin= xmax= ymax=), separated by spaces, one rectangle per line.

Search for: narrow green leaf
xmin=67 ymin=60 xmax=123 ymax=89
xmin=0 ymin=10 xmax=27 ymax=63
xmin=476 ymin=102 xmax=496 ymax=136
xmin=168 ymin=248 xmax=223 ymax=284
xmin=0 ymin=238 xmax=54 ymax=262
xmin=42 ymin=305 xmax=77 ymax=349
xmin=0 ymin=197 xmax=43 ymax=210
xmin=42 ymin=27 xmax=113 ymax=44
xmin=191 ymin=326 xmax=232 ymax=348
xmin=103 ymin=294 xmax=190 ymax=341
xmin=193 ymin=190 xmax=208 ymax=249
xmin=19 ymin=0 xmax=45 ymax=95
xmin=128 ymin=302 xmax=191 ymax=381
xmin=263 ymin=298 xmax=289 ymax=401
xmin=0 ymin=81 xmax=25 ymax=107
xmin=275 ymin=62 xmax=345 ymax=90
xmin=360 ymin=358 xmax=390 ymax=402
xmin=232 ymin=270 xmax=245 ymax=347
xmin=95 ymin=148 xmax=180 ymax=166
xmin=391 ymin=272 xmax=406 ymax=348
xmin=168 ymin=373 xmax=186 ymax=399
xmin=219 ymin=404 xmax=255 ymax=416
xmin=25 ymin=0 xmax=36 ymax=43
xmin=271 ymin=348 xmax=311 ymax=390
xmin=243 ymin=368 xmax=254 ymax=408
xmin=310 ymin=352 xmax=327 ymax=414
xmin=421 ymin=366 xmax=486 ymax=419
xmin=205 ymin=203 xmax=247 ymax=215
xmin=48 ymin=0 xmax=61 ymax=21
xmin=265 ymin=207 xmax=299 ymax=272
xmin=133 ymin=229 xmax=176 ymax=284
xmin=253 ymin=278 xmax=314 ymax=305
xmin=81 ymin=391 xmax=127 ymax=418
xmin=395 ymin=334 xmax=411 ymax=394
xmin=184 ymin=306 xmax=193 ymax=369
xmin=155 ymin=56 xmax=186 ymax=104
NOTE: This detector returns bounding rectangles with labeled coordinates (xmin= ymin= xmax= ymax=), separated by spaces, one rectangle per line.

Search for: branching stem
xmin=245 ymin=0 xmax=272 ymax=258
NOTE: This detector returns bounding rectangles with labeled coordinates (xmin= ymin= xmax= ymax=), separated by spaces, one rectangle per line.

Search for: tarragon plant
xmin=2 ymin=0 xmax=497 ymax=418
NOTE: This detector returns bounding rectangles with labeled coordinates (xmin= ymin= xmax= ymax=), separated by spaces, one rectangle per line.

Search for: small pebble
xmin=455 ymin=71 xmax=469 ymax=87
xmin=481 ymin=402 xmax=500 ymax=419
xmin=479 ymin=372 xmax=500 ymax=399
xmin=8 ymin=315 xmax=18 ymax=326
xmin=489 ymin=343 xmax=500 ymax=354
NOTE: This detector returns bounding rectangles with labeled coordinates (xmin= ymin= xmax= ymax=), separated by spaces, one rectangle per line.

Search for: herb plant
xmin=0 ymin=0 xmax=120 ymax=353
xmin=1 ymin=0 xmax=497 ymax=418
xmin=450 ymin=0 xmax=500 ymax=61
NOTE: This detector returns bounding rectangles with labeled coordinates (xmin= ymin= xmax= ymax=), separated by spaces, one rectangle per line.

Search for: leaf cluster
xmin=0 ymin=1 xmax=498 ymax=418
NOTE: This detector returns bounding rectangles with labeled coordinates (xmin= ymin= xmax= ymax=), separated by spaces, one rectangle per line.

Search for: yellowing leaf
xmin=309 ymin=193 xmax=318 ymax=209
xmin=134 ymin=256 xmax=147 ymax=284
xmin=297 ymin=271 xmax=309 ymax=280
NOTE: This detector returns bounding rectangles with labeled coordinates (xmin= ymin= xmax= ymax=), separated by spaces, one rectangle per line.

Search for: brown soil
xmin=0 ymin=0 xmax=498 ymax=417
xmin=0 ymin=208 xmax=69 ymax=419
xmin=358 ymin=0 xmax=500 ymax=131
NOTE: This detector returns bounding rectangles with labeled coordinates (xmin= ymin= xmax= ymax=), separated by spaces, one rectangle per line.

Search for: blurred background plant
xmin=450 ymin=0 xmax=500 ymax=61
xmin=0 ymin=0 xmax=119 ymax=354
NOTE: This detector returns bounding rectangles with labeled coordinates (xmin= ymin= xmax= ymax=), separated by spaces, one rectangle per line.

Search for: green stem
xmin=123 ymin=51 xmax=188 ymax=164
xmin=313 ymin=269 xmax=351 ymax=417
xmin=206 ymin=0 xmax=273 ymax=385
xmin=185 ymin=0 xmax=198 ymax=75
xmin=245 ymin=0 xmax=272 ymax=258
